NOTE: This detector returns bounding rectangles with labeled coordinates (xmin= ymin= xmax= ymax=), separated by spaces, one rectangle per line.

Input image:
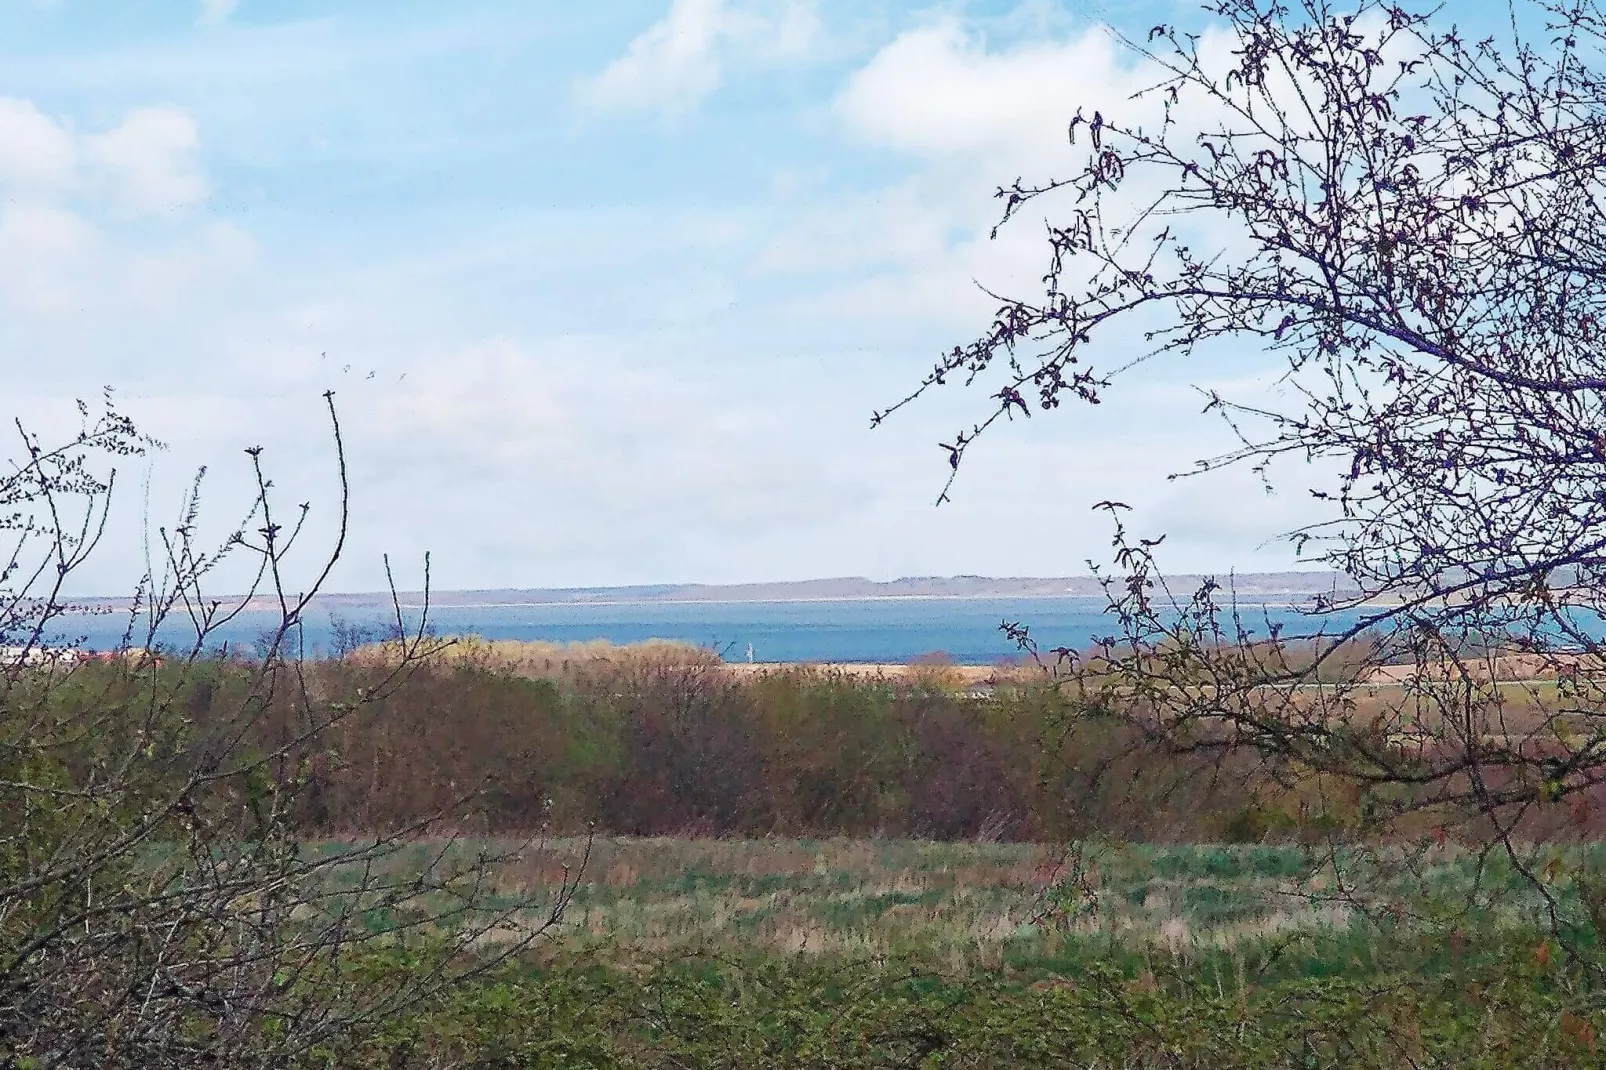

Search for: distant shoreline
xmin=59 ymin=573 xmax=1363 ymax=615
xmin=62 ymin=592 xmax=1351 ymax=614
xmin=390 ymin=592 xmax=1342 ymax=609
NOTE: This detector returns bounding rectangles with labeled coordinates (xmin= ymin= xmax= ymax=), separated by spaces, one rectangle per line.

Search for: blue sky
xmin=2 ymin=0 xmax=1353 ymax=594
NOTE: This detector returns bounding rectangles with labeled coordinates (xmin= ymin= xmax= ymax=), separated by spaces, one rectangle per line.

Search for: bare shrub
xmin=0 ymin=395 xmax=580 ymax=1066
xmin=877 ymin=0 xmax=1606 ymax=956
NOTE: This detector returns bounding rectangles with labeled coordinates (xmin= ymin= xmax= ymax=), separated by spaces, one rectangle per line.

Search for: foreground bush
xmin=0 ymin=401 xmax=574 ymax=1067
xmin=132 ymin=651 xmax=1296 ymax=842
xmin=122 ymin=645 xmax=1603 ymax=847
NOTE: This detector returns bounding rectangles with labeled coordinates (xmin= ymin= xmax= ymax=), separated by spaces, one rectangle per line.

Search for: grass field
xmin=325 ymin=837 xmax=1606 ymax=1067
xmin=331 ymin=836 xmax=1600 ymax=980
xmin=49 ymin=650 xmax=1606 ymax=1065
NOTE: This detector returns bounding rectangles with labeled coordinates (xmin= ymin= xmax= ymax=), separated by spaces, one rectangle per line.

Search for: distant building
xmin=0 ymin=646 xmax=78 ymax=665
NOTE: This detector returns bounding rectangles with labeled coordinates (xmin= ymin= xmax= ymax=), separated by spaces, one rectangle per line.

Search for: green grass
xmin=298 ymin=837 xmax=1606 ymax=979
xmin=290 ymin=837 xmax=1606 ymax=1067
xmin=331 ymin=938 xmax=1606 ymax=1069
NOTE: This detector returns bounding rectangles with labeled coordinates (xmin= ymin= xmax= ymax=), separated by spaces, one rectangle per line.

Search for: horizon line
xmin=61 ymin=569 xmax=1357 ymax=606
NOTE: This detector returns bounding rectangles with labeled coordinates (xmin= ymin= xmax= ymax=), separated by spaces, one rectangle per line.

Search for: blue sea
xmin=50 ymin=596 xmax=1375 ymax=664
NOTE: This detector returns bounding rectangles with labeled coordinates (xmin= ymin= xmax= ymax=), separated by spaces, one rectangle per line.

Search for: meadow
xmin=192 ymin=640 xmax=1595 ymax=1065
xmin=322 ymin=836 xmax=1606 ymax=1067
xmin=26 ymin=637 xmax=1606 ymax=1066
xmin=331 ymin=834 xmax=1587 ymax=974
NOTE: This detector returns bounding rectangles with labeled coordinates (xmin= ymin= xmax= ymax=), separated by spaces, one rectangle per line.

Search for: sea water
xmin=49 ymin=596 xmax=1375 ymax=664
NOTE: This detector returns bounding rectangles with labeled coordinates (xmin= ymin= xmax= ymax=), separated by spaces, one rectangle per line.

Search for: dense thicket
xmin=0 ymin=398 xmax=578 ymax=1067
xmin=55 ymin=652 xmax=1256 ymax=842
xmin=71 ymin=646 xmax=1581 ymax=846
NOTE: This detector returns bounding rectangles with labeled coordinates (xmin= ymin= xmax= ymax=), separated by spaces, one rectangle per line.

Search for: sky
xmin=0 ymin=0 xmax=1376 ymax=595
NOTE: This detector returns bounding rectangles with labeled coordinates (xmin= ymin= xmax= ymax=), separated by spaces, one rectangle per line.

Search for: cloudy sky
xmin=2 ymin=0 xmax=1348 ymax=594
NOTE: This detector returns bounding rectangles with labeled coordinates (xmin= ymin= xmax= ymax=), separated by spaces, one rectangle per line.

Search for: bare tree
xmin=882 ymin=0 xmax=1606 ymax=948
xmin=0 ymin=392 xmax=581 ymax=1067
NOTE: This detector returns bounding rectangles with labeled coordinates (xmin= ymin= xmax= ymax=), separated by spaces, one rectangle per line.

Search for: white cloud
xmin=0 ymin=203 xmax=97 ymax=313
xmin=197 ymin=0 xmax=239 ymax=27
xmin=581 ymin=0 xmax=724 ymax=114
xmin=0 ymin=97 xmax=208 ymax=216
xmin=0 ymin=98 xmax=77 ymax=192
xmin=0 ymin=96 xmax=230 ymax=323
xmin=836 ymin=19 xmax=1127 ymax=167
xmin=579 ymin=0 xmax=820 ymax=116
xmin=740 ymin=15 xmax=1334 ymax=572
xmin=747 ymin=22 xmax=1153 ymax=328
xmin=767 ymin=18 xmax=1279 ymax=328
xmin=834 ymin=16 xmax=1286 ymax=173
xmin=87 ymin=107 xmax=207 ymax=213
xmin=766 ymin=0 xmax=820 ymax=58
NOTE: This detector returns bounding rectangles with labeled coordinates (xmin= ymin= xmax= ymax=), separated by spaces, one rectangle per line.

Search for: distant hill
xmin=291 ymin=572 xmax=1359 ymax=611
xmin=62 ymin=572 xmax=1361 ymax=616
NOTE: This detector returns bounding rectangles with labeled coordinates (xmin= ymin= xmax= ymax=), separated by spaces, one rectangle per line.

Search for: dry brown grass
xmin=723 ymin=662 xmax=1020 ymax=688
xmin=349 ymin=636 xmax=720 ymax=680
xmin=431 ymin=837 xmax=1382 ymax=967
